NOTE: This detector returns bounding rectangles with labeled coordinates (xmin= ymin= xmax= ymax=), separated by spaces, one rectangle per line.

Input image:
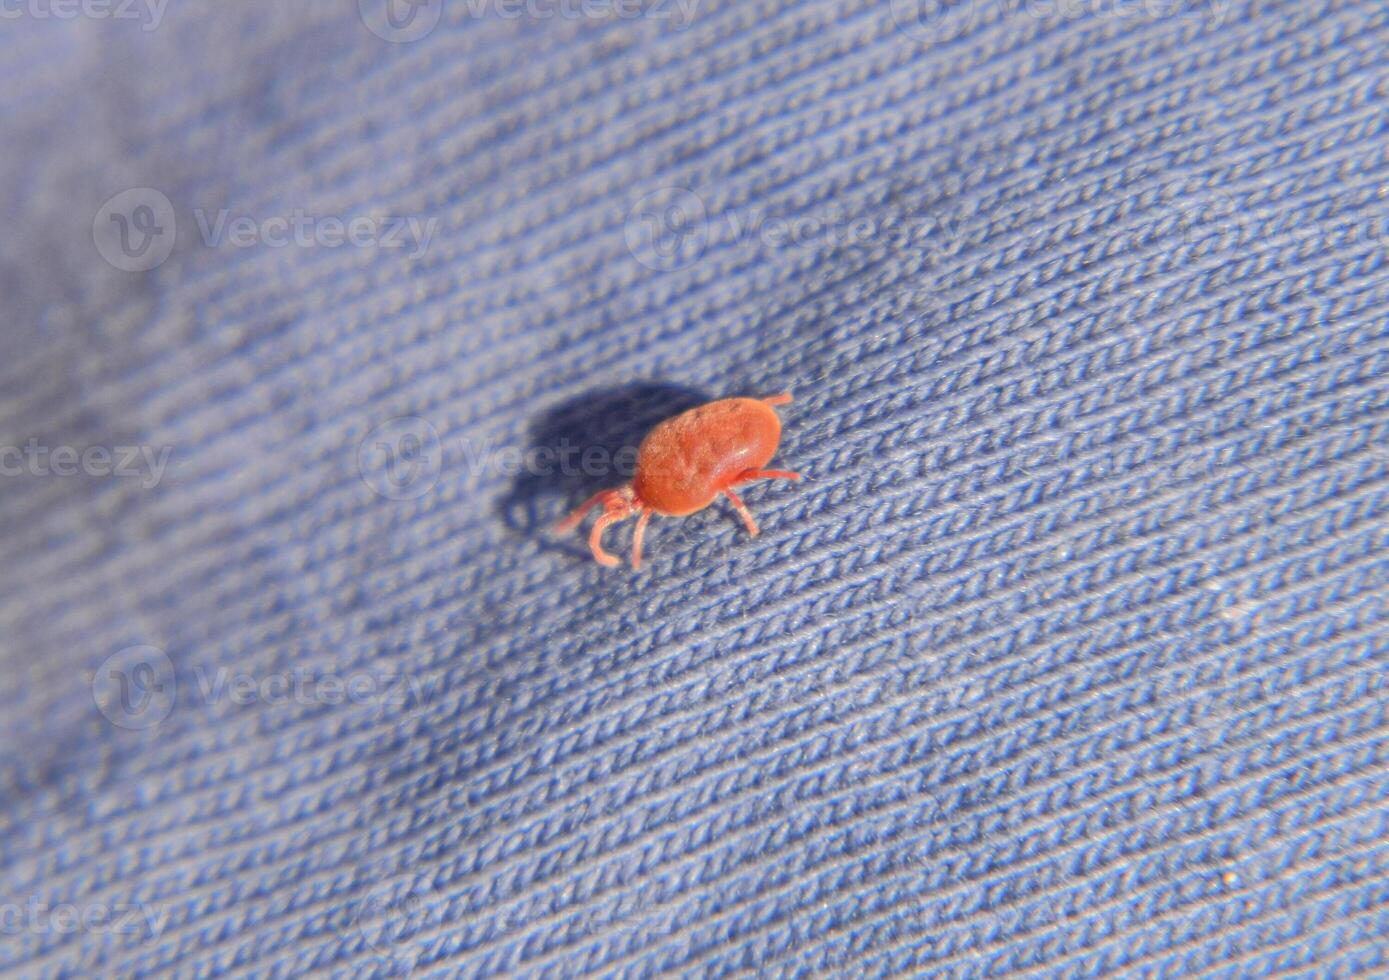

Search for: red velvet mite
xmin=555 ymin=393 xmax=800 ymax=569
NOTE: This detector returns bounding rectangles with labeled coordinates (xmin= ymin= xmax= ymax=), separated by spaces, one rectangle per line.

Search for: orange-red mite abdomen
xmin=633 ymin=398 xmax=782 ymax=515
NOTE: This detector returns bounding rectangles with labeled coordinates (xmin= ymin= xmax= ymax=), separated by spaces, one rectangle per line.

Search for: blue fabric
xmin=2 ymin=0 xmax=1387 ymax=975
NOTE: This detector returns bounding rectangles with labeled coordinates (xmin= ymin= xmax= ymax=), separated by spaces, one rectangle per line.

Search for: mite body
xmin=556 ymin=394 xmax=799 ymax=569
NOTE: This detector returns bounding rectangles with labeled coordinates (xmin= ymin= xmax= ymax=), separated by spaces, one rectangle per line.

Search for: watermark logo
xmin=92 ymin=188 xmax=176 ymax=272
xmin=358 ymin=0 xmax=443 ymax=42
xmin=889 ymin=0 xmax=976 ymax=44
xmin=358 ymin=416 xmax=444 ymax=500
xmin=889 ymin=0 xmax=1233 ymax=45
xmin=356 ymin=418 xmax=658 ymax=499
xmin=0 ymin=0 xmax=169 ymax=30
xmin=92 ymin=647 xmax=435 ymax=730
xmin=94 ymin=189 xmax=440 ymax=271
xmin=358 ymin=0 xmax=697 ymax=37
xmin=351 ymin=872 xmax=435 ymax=975
xmin=460 ymin=0 xmax=697 ymax=23
xmin=1173 ymin=187 xmax=1389 ymax=255
xmin=0 ymin=898 xmax=167 ymax=939
xmin=624 ymin=185 xmax=963 ymax=273
xmin=0 ymin=441 xmax=172 ymax=488
xmin=192 ymin=666 xmax=434 ymax=709
xmin=92 ymin=645 xmax=177 ymax=730
xmin=625 ymin=187 xmax=709 ymax=271
xmin=193 ymin=209 xmax=437 ymax=259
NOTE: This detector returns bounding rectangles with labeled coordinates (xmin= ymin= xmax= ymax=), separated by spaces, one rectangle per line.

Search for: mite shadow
xmin=497 ymin=381 xmax=712 ymax=559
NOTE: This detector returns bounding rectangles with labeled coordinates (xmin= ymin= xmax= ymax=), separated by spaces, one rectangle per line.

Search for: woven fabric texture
xmin=1 ymin=0 xmax=1387 ymax=976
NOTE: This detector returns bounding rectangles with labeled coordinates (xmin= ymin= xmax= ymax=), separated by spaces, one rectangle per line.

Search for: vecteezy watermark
xmin=0 ymin=440 xmax=172 ymax=488
xmin=358 ymin=0 xmax=444 ymax=42
xmin=92 ymin=645 xmax=436 ymax=730
xmin=357 ymin=416 xmax=445 ymax=500
xmin=0 ymin=898 xmax=168 ymax=939
xmin=193 ymin=209 xmax=437 ymax=260
xmin=93 ymin=188 xmax=439 ymax=272
xmin=0 ymin=0 xmax=168 ymax=30
xmin=92 ymin=188 xmax=177 ymax=272
xmin=471 ymin=438 xmax=640 ymax=479
xmin=92 ymin=645 xmax=177 ymax=731
xmin=889 ymin=0 xmax=1231 ymax=45
xmin=350 ymin=871 xmax=436 ymax=975
xmin=460 ymin=0 xmax=699 ymax=23
xmin=357 ymin=415 xmax=651 ymax=499
xmin=624 ymin=186 xmax=961 ymax=272
xmin=357 ymin=0 xmax=697 ymax=41
xmin=1173 ymin=189 xmax=1389 ymax=254
xmin=191 ymin=666 xmax=435 ymax=709
xmin=625 ymin=187 xmax=709 ymax=271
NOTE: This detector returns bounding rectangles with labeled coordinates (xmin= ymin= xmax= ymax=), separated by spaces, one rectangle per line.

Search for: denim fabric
xmin=1 ymin=0 xmax=1387 ymax=976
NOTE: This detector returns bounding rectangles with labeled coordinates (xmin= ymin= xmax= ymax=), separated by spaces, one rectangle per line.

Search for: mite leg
xmin=588 ymin=512 xmax=623 ymax=567
xmin=734 ymin=468 xmax=800 ymax=483
xmin=631 ymin=509 xmax=652 ymax=570
xmin=723 ymin=487 xmax=759 ymax=537
xmin=555 ymin=488 xmax=613 ymax=533
xmin=762 ymin=393 xmax=793 ymax=406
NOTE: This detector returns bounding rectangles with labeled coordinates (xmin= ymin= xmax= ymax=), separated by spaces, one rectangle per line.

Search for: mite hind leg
xmin=734 ymin=468 xmax=800 ymax=484
xmin=722 ymin=487 xmax=759 ymax=537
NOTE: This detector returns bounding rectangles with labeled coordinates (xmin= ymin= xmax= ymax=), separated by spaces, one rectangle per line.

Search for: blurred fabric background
xmin=1 ymin=0 xmax=1387 ymax=975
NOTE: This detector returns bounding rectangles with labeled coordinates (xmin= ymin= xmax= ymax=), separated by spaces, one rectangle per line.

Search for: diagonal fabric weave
xmin=1 ymin=0 xmax=1387 ymax=975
